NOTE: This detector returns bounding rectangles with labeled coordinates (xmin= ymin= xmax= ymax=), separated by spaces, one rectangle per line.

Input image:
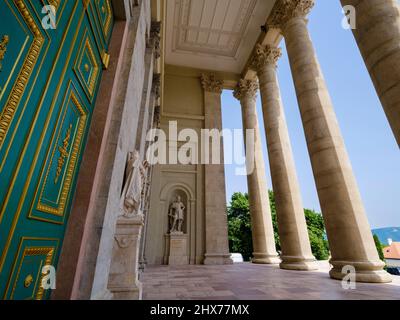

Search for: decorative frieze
xmin=152 ymin=73 xmax=161 ymax=99
xmin=250 ymin=44 xmax=282 ymax=71
xmin=268 ymin=0 xmax=315 ymax=30
xmin=149 ymin=21 xmax=161 ymax=59
xmin=233 ymin=79 xmax=259 ymax=102
xmin=153 ymin=105 xmax=161 ymax=128
xmin=200 ymin=74 xmax=224 ymax=94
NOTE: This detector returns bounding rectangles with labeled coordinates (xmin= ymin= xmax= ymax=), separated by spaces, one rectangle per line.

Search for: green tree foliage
xmin=268 ymin=190 xmax=280 ymax=251
xmin=227 ymin=191 xmax=330 ymax=261
xmin=373 ymin=234 xmax=386 ymax=263
xmin=304 ymin=209 xmax=330 ymax=260
xmin=227 ymin=192 xmax=253 ymax=260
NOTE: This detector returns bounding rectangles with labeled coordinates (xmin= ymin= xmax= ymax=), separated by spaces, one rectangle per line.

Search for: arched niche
xmin=160 ymin=182 xmax=196 ymax=264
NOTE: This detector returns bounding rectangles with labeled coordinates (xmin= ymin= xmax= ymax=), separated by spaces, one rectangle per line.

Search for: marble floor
xmin=141 ymin=261 xmax=400 ymax=300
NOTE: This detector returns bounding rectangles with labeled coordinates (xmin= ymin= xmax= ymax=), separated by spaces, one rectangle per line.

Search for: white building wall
xmin=90 ymin=1 xmax=153 ymax=299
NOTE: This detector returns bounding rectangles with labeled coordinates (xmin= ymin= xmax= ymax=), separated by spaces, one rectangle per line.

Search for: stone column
xmin=233 ymin=79 xmax=280 ymax=264
xmin=268 ymin=0 xmax=391 ymax=282
xmin=341 ymin=0 xmax=400 ymax=147
xmin=201 ymin=74 xmax=233 ymax=265
xmin=251 ymin=44 xmax=317 ymax=270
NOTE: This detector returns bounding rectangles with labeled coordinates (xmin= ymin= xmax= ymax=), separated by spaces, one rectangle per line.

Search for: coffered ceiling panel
xmin=165 ymin=0 xmax=277 ymax=73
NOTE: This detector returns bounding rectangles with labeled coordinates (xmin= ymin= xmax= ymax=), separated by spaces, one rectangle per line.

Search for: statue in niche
xmin=168 ymin=196 xmax=185 ymax=233
xmin=120 ymin=150 xmax=149 ymax=217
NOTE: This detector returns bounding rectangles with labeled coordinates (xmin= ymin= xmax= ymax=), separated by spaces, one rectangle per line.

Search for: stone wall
xmin=145 ymin=65 xmax=206 ymax=265
xmin=89 ymin=1 xmax=153 ymax=299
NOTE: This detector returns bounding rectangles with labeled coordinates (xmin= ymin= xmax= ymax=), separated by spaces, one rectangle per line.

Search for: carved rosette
xmin=250 ymin=44 xmax=282 ymax=71
xmin=233 ymin=79 xmax=259 ymax=102
xmin=149 ymin=21 xmax=161 ymax=59
xmin=268 ymin=0 xmax=315 ymax=31
xmin=115 ymin=235 xmax=135 ymax=249
xmin=200 ymin=74 xmax=224 ymax=94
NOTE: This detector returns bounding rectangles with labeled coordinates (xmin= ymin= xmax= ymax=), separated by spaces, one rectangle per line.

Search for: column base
xmin=110 ymin=283 xmax=142 ymax=300
xmin=329 ymin=260 xmax=392 ymax=283
xmin=280 ymin=255 xmax=318 ymax=271
xmin=91 ymin=288 xmax=114 ymax=300
xmin=204 ymin=253 xmax=233 ymax=265
xmin=252 ymin=252 xmax=281 ymax=264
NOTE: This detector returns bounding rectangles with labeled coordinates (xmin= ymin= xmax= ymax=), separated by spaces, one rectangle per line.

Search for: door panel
xmin=0 ymin=0 xmax=114 ymax=300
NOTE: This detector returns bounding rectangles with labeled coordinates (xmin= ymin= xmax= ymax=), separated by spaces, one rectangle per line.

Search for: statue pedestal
xmin=108 ymin=215 xmax=144 ymax=300
xmin=165 ymin=232 xmax=188 ymax=265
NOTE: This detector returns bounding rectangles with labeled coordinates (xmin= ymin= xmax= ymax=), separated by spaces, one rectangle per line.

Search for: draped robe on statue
xmin=120 ymin=151 xmax=143 ymax=217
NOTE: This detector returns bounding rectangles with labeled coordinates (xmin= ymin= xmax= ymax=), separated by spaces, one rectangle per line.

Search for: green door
xmin=0 ymin=0 xmax=114 ymax=299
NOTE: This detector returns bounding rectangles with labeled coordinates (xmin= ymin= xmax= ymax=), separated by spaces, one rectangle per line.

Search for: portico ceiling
xmin=165 ymin=0 xmax=277 ymax=74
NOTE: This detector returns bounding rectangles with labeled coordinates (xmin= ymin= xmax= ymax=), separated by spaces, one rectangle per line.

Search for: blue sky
xmin=221 ymin=1 xmax=400 ymax=229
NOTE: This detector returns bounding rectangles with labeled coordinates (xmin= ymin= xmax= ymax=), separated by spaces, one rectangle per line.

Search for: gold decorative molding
xmin=50 ymin=0 xmax=60 ymax=9
xmin=74 ymin=32 xmax=100 ymax=101
xmin=9 ymin=246 xmax=55 ymax=300
xmin=200 ymin=74 xmax=224 ymax=94
xmin=102 ymin=52 xmax=110 ymax=69
xmin=84 ymin=37 xmax=99 ymax=96
xmin=0 ymin=0 xmax=44 ymax=148
xmin=0 ymin=35 xmax=9 ymax=72
xmin=24 ymin=274 xmax=33 ymax=288
xmin=96 ymin=0 xmax=112 ymax=37
xmin=31 ymin=247 xmax=54 ymax=300
xmin=36 ymin=88 xmax=87 ymax=217
xmin=42 ymin=0 xmax=60 ymax=9
xmin=268 ymin=0 xmax=315 ymax=31
xmin=54 ymin=124 xmax=72 ymax=184
xmin=233 ymin=79 xmax=259 ymax=101
xmin=103 ymin=0 xmax=112 ymax=36
xmin=250 ymin=44 xmax=282 ymax=71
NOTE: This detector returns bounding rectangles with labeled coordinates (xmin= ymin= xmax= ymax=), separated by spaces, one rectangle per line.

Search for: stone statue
xmin=139 ymin=159 xmax=150 ymax=211
xmin=168 ymin=196 xmax=185 ymax=233
xmin=120 ymin=150 xmax=147 ymax=217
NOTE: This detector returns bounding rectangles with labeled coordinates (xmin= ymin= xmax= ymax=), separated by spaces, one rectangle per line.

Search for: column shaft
xmin=234 ymin=80 xmax=280 ymax=264
xmin=201 ymin=74 xmax=233 ymax=265
xmin=341 ymin=0 xmax=400 ymax=146
xmin=277 ymin=5 xmax=391 ymax=282
xmin=252 ymin=44 xmax=317 ymax=270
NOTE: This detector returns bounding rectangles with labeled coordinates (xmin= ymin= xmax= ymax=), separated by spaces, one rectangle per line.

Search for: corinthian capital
xmin=268 ymin=0 xmax=315 ymax=30
xmin=233 ymin=79 xmax=259 ymax=101
xmin=201 ymin=74 xmax=224 ymax=94
xmin=250 ymin=44 xmax=282 ymax=71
